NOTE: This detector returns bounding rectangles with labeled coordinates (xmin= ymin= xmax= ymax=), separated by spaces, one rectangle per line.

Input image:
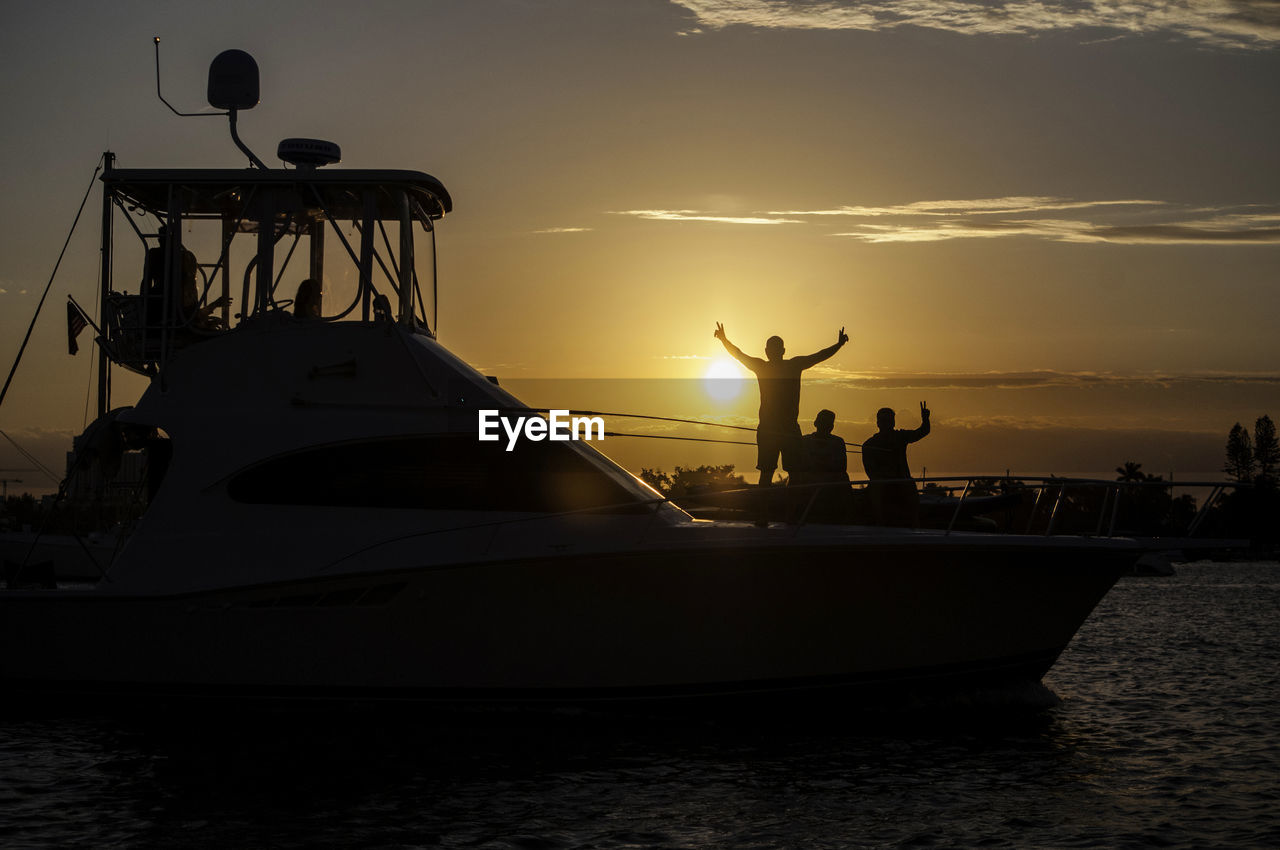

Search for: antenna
xmin=152 ymin=38 xmax=268 ymax=170
xmin=153 ymin=37 xmax=220 ymax=118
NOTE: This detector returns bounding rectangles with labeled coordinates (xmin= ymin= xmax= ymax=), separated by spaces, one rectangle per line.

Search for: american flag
xmin=67 ymin=300 xmax=88 ymax=355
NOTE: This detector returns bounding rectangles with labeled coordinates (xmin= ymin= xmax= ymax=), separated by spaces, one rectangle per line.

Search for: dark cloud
xmin=809 ymin=369 xmax=1280 ymax=390
xmin=1090 ymin=224 xmax=1280 ymax=244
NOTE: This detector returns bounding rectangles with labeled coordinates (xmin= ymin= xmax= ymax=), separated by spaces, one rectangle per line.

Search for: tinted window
xmin=228 ymin=435 xmax=647 ymax=513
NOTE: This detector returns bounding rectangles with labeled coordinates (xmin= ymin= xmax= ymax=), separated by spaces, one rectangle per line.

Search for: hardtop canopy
xmin=102 ymin=167 xmax=452 ymax=221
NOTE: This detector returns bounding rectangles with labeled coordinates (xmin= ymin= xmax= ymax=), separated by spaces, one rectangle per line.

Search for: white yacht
xmin=1 ymin=50 xmax=1163 ymax=705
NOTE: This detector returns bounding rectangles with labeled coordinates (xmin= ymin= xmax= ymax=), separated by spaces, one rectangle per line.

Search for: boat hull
xmin=0 ymin=541 xmax=1131 ymax=705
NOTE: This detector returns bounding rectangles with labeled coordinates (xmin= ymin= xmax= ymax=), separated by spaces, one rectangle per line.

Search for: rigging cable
xmin=603 ymin=430 xmax=863 ymax=454
xmin=509 ymin=407 xmax=758 ymax=434
xmin=507 ymin=407 xmax=865 ymax=452
xmin=603 ymin=431 xmax=755 ymax=448
xmin=0 ymin=154 xmax=105 ymax=416
xmin=82 ymin=324 xmax=97 ymax=428
xmin=0 ymin=429 xmax=58 ymax=484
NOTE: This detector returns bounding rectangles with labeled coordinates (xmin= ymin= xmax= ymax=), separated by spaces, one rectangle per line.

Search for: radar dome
xmin=277 ymin=138 xmax=342 ymax=168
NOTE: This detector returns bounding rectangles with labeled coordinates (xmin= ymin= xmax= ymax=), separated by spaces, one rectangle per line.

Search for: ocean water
xmin=1 ymin=561 xmax=1277 ymax=849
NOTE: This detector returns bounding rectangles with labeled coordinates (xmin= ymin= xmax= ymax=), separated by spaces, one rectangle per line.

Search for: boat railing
xmin=104 ymin=293 xmax=161 ymax=373
xmin=633 ymin=474 xmax=1249 ymax=541
xmin=789 ymin=475 xmax=1245 ymax=539
xmin=6 ymin=472 xmax=1250 ymax=590
xmin=310 ymin=474 xmax=1251 ymax=577
xmin=880 ymin=475 xmax=1235 ymax=538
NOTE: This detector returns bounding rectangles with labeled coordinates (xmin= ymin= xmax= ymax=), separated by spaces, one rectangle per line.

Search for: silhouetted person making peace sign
xmin=861 ymin=402 xmax=931 ymax=528
xmin=714 ymin=323 xmax=848 ymax=490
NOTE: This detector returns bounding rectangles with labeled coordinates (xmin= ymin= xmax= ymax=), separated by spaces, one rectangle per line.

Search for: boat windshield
xmin=100 ymin=167 xmax=451 ymax=376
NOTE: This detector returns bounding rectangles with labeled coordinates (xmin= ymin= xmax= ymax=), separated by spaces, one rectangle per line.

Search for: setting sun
xmin=703 ymin=356 xmax=746 ymax=402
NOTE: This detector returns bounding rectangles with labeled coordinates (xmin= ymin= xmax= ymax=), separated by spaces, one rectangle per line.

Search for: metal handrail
xmin=316 ymin=474 xmax=1249 ymax=575
xmin=6 ymin=471 xmax=1249 ymax=590
xmin=655 ymin=474 xmax=1248 ymax=539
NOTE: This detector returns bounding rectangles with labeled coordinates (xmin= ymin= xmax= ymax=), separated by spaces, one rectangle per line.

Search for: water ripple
xmin=1 ymin=562 xmax=1278 ymax=848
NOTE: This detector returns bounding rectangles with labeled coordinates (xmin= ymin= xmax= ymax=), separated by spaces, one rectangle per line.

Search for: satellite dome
xmin=207 ymin=50 xmax=260 ymax=111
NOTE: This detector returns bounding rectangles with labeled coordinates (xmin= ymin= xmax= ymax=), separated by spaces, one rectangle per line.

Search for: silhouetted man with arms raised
xmin=713 ymin=323 xmax=848 ymax=493
xmin=862 ymin=402 xmax=931 ymax=528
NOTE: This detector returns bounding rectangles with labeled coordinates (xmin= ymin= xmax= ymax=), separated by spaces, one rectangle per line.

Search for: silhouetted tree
xmin=1099 ymin=463 xmax=1199 ymax=536
xmin=639 ymin=465 xmax=746 ymax=498
xmin=640 ymin=464 xmax=751 ymax=518
xmin=1115 ymin=461 xmax=1147 ymax=482
xmin=1254 ymin=414 xmax=1278 ymax=487
xmin=1213 ymin=417 xmax=1280 ymax=547
xmin=639 ymin=468 xmax=671 ymax=494
xmin=1223 ymin=423 xmax=1255 ymax=483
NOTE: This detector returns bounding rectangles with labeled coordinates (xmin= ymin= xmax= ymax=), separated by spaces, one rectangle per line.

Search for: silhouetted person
xmin=294 ymin=278 xmax=322 ymax=319
xmin=143 ymin=225 xmax=199 ymax=330
xmin=714 ymin=322 xmax=848 ymax=499
xmin=799 ymin=408 xmax=852 ymax=522
xmin=862 ymin=402 xmax=930 ymax=528
xmin=802 ymin=409 xmax=848 ymax=481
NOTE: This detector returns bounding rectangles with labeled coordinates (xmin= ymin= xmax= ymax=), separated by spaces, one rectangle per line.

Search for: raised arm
xmin=714 ymin=322 xmax=764 ymax=371
xmin=903 ymin=401 xmax=931 ymax=443
xmin=792 ymin=327 xmax=849 ymax=370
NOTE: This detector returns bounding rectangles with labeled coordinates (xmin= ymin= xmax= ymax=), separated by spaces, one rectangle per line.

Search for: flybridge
xmin=92 ymin=46 xmax=452 ymax=401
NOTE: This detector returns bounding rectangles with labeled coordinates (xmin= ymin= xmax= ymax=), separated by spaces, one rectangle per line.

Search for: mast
xmin=98 ymin=150 xmax=115 ymax=418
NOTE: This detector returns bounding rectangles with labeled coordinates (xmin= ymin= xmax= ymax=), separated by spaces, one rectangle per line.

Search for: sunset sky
xmin=1 ymin=1 xmax=1277 ymax=491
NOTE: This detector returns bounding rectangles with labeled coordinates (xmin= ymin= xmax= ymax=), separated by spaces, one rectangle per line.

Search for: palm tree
xmin=1115 ymin=461 xmax=1147 ymax=482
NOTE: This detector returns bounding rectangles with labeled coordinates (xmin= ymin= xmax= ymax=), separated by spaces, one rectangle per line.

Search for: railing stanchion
xmin=945 ymin=479 xmax=972 ymax=537
xmin=1108 ymin=483 xmax=1123 ymax=537
xmin=793 ymin=484 xmax=821 ymax=536
xmin=1187 ymin=485 xmax=1222 ymax=537
xmin=1027 ymin=485 xmax=1046 ymax=534
xmin=1095 ymin=486 xmax=1110 ymax=537
xmin=1046 ymin=483 xmax=1066 ymax=536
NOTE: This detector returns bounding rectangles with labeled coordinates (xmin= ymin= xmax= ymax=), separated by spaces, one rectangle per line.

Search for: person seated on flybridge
xmin=142 ymin=225 xmax=198 ymax=330
xmin=294 ymin=278 xmax=322 ymax=319
xmin=141 ymin=226 xmax=226 ymax=332
xmin=861 ymin=402 xmax=931 ymax=528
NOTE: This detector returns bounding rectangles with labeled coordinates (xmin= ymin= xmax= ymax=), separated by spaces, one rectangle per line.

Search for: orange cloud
xmin=670 ymin=0 xmax=1280 ymax=51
